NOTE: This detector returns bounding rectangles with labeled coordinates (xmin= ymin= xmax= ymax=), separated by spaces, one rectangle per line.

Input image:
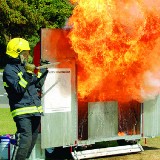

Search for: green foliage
xmin=0 ymin=0 xmax=74 ymax=67
xmin=0 ymin=0 xmax=73 ymax=37
xmin=0 ymin=34 xmax=7 ymax=67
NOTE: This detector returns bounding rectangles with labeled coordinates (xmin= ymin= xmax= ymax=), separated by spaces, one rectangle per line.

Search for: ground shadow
xmin=142 ymin=146 xmax=160 ymax=151
xmin=45 ymin=147 xmax=72 ymax=160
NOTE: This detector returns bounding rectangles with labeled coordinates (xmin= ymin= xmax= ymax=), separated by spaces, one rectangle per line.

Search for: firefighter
xmin=3 ymin=38 xmax=48 ymax=160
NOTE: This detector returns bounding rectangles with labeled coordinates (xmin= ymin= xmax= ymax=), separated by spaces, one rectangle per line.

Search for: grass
xmin=0 ymin=108 xmax=16 ymax=135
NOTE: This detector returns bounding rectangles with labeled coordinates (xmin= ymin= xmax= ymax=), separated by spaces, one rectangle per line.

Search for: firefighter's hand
xmin=25 ymin=63 xmax=36 ymax=74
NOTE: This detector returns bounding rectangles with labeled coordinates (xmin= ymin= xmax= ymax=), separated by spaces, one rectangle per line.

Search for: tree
xmin=0 ymin=0 xmax=73 ymax=67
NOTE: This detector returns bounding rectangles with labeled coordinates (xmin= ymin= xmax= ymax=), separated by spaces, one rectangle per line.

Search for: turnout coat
xmin=3 ymin=58 xmax=47 ymax=120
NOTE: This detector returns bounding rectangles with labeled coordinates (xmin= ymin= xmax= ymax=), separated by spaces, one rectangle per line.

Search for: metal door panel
xmin=143 ymin=95 xmax=160 ymax=137
xmin=40 ymin=29 xmax=77 ymax=148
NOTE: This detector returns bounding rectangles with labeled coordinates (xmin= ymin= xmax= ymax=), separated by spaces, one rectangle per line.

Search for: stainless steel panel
xmin=88 ymin=101 xmax=118 ymax=139
xmin=41 ymin=62 xmax=77 ymax=148
xmin=143 ymin=95 xmax=160 ymax=137
xmin=41 ymin=29 xmax=77 ymax=148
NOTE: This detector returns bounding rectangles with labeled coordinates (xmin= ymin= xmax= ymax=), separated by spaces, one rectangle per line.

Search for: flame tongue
xmin=68 ymin=0 xmax=160 ymax=102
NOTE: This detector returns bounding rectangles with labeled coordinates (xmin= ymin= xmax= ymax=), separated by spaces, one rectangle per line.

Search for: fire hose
xmin=36 ymin=59 xmax=71 ymax=69
xmin=35 ymin=61 xmax=60 ymax=69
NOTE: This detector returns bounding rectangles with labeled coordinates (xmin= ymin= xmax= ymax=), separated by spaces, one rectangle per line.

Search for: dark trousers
xmin=11 ymin=116 xmax=41 ymax=160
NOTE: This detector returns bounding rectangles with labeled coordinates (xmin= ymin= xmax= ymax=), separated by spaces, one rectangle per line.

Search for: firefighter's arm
xmin=3 ymin=66 xmax=30 ymax=94
xmin=35 ymin=68 xmax=48 ymax=88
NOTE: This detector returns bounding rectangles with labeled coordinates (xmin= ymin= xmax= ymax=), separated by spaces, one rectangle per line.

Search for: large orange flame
xmin=68 ymin=0 xmax=160 ymax=102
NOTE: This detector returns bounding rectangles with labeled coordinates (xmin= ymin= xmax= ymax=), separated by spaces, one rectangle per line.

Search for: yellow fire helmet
xmin=6 ymin=38 xmax=30 ymax=58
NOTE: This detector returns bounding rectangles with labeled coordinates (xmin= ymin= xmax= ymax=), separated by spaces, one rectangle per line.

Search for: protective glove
xmin=25 ymin=63 xmax=36 ymax=74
